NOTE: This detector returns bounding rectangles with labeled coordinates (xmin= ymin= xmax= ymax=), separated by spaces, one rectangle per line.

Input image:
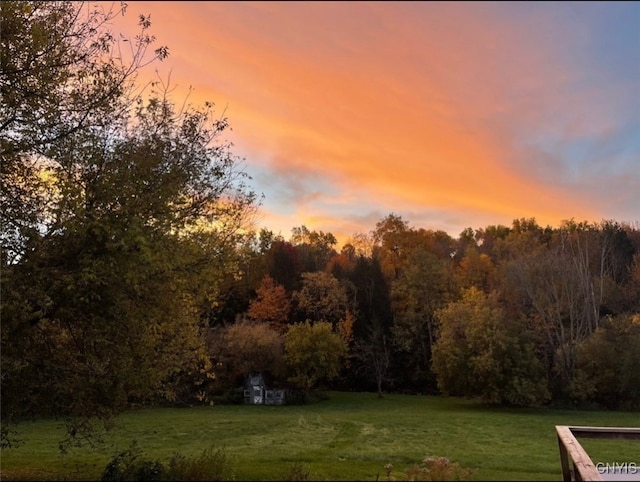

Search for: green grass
xmin=1 ymin=391 xmax=639 ymax=480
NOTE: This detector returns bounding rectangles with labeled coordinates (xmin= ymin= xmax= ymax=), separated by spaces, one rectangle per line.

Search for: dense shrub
xmin=101 ymin=443 xmax=165 ymax=481
xmin=100 ymin=443 xmax=234 ymax=481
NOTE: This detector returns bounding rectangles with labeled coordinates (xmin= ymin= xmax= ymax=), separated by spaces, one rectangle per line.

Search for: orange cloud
xmin=109 ymin=2 xmax=635 ymax=244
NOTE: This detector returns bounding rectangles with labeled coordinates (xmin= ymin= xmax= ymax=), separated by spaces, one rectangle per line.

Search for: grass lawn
xmin=1 ymin=391 xmax=638 ymax=480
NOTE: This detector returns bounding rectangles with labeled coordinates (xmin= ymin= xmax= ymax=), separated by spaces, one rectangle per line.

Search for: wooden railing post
xmin=555 ymin=425 xmax=640 ymax=481
xmin=556 ymin=426 xmax=602 ymax=481
xmin=558 ymin=428 xmax=573 ymax=481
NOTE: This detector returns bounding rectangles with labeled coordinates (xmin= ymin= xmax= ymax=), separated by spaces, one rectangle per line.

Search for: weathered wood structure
xmin=243 ymin=372 xmax=287 ymax=405
xmin=556 ymin=425 xmax=640 ymax=481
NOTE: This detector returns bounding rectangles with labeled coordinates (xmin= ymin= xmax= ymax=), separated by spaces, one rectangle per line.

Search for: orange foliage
xmin=247 ymin=275 xmax=291 ymax=333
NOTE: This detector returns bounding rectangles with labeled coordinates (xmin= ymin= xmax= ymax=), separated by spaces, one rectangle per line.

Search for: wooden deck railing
xmin=556 ymin=426 xmax=640 ymax=481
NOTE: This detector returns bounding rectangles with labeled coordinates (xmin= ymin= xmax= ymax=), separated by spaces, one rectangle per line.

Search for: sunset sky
xmin=109 ymin=1 xmax=640 ymax=246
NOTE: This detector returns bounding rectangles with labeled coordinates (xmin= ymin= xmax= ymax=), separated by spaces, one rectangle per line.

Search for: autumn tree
xmin=293 ymin=271 xmax=349 ymax=326
xmin=284 ymin=321 xmax=347 ymax=394
xmin=502 ymin=221 xmax=616 ymax=394
xmin=455 ymin=247 xmax=497 ymax=293
xmin=453 ymin=227 xmax=477 ymax=263
xmin=391 ymin=248 xmax=458 ymax=389
xmin=571 ymin=314 xmax=640 ymax=409
xmin=593 ymin=220 xmax=636 ymax=316
xmin=372 ymin=213 xmax=411 ymax=280
xmin=347 ymin=232 xmax=375 ymax=258
xmin=1 ymin=1 xmax=258 ymax=444
xmin=1 ymin=90 xmax=257 ymax=418
xmin=206 ymin=229 xmax=288 ymax=326
xmin=256 ymin=228 xmax=283 ymax=254
xmin=474 ymin=224 xmax=511 ymax=260
xmin=330 ymin=253 xmax=394 ymax=391
xmin=247 ymin=275 xmax=291 ymax=332
xmin=290 ymin=225 xmax=338 ymax=272
xmin=207 ymin=321 xmax=285 ymax=393
xmin=372 ymin=214 xmax=456 ymax=281
xmin=1 ymin=1 xmax=168 ymax=263
xmin=432 ymin=288 xmax=549 ymax=406
xmin=326 ymin=243 xmax=357 ymax=280
xmin=264 ymin=240 xmax=302 ymax=292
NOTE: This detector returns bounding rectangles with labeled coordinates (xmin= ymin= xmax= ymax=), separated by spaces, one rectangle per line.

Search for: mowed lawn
xmin=1 ymin=391 xmax=639 ymax=481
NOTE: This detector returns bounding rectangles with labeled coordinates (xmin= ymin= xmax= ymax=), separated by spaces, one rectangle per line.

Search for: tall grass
xmin=1 ymin=392 xmax=638 ymax=481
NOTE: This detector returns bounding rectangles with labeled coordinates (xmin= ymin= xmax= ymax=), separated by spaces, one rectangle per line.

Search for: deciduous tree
xmin=455 ymin=247 xmax=497 ymax=293
xmin=392 ymin=249 xmax=457 ymax=389
xmin=0 ymin=1 xmax=258 ymax=445
xmin=284 ymin=321 xmax=347 ymax=394
xmin=290 ymin=225 xmax=338 ymax=272
xmin=1 ymin=1 xmax=167 ymax=262
xmin=247 ymin=275 xmax=291 ymax=333
xmin=571 ymin=314 xmax=640 ymax=409
xmin=502 ymin=222 xmax=609 ymax=393
xmin=264 ymin=240 xmax=301 ymax=292
xmin=432 ymin=288 xmax=549 ymax=406
xmin=293 ymin=272 xmax=349 ymax=326
xmin=207 ymin=321 xmax=285 ymax=392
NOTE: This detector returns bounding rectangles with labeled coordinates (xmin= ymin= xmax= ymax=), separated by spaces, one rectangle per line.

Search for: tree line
xmin=2 ymin=1 xmax=639 ymax=447
xmin=207 ymin=216 xmax=640 ymax=411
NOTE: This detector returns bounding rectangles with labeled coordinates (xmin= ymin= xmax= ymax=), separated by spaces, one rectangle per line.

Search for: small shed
xmin=243 ymin=372 xmax=287 ymax=405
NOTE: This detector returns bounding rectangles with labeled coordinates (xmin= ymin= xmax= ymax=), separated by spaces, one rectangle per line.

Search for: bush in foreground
xmin=384 ymin=456 xmax=475 ymax=481
xmin=101 ymin=443 xmax=234 ymax=481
